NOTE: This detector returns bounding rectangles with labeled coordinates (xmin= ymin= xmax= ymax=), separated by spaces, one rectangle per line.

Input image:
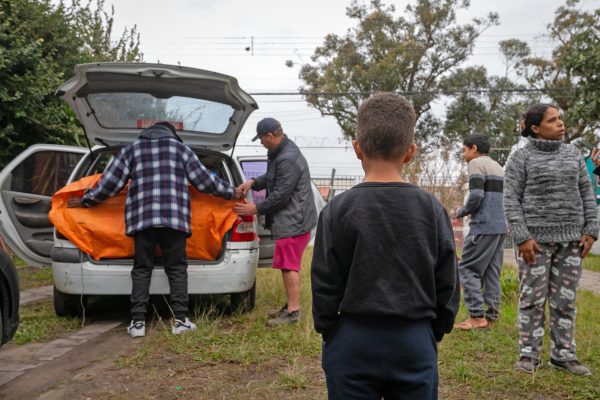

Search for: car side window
xmin=239 ymin=160 xmax=267 ymax=204
xmin=10 ymin=151 xmax=83 ymax=196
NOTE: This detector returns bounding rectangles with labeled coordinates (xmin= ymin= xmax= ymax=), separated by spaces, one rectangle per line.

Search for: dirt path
xmin=0 ymin=321 xmax=135 ymax=399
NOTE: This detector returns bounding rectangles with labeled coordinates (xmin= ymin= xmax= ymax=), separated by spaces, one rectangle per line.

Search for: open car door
xmin=237 ymin=157 xmax=273 ymax=265
xmin=0 ymin=145 xmax=87 ymax=267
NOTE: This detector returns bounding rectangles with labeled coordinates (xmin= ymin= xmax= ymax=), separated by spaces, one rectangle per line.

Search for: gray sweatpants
xmin=517 ymin=241 xmax=581 ymax=362
xmin=458 ymin=233 xmax=505 ymax=319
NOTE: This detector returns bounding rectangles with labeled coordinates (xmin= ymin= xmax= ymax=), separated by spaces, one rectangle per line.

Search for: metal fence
xmin=310 ymin=175 xmax=363 ymax=201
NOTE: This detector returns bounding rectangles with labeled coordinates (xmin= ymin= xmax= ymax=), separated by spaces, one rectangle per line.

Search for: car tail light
xmin=231 ymin=215 xmax=257 ymax=242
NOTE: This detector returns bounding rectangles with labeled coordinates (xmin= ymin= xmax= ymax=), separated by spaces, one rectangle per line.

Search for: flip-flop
xmin=454 ymin=318 xmax=489 ymax=331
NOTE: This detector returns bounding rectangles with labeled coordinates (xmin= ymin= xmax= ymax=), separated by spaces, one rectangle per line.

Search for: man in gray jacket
xmin=234 ymin=118 xmax=317 ymax=326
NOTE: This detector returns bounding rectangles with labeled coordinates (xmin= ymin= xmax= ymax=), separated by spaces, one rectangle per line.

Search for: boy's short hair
xmin=356 ymin=92 xmax=416 ymax=160
xmin=463 ymin=134 xmax=491 ymax=154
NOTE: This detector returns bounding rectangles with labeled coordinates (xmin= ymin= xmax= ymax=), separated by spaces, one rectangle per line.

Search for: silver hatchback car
xmin=0 ymin=63 xmax=262 ymax=316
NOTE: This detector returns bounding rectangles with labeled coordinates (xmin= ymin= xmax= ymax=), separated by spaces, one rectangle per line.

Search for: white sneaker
xmin=127 ymin=320 xmax=146 ymax=338
xmin=172 ymin=318 xmax=197 ymax=335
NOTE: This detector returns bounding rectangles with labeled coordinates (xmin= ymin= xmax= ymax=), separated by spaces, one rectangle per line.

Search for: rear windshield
xmin=86 ymin=93 xmax=235 ymax=134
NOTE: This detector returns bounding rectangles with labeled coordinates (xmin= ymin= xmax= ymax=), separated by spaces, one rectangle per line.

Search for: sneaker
xmin=267 ymin=309 xmax=300 ymax=327
xmin=267 ymin=304 xmax=288 ymax=318
xmin=549 ymin=359 xmax=592 ymax=376
xmin=172 ymin=318 xmax=197 ymax=335
xmin=127 ymin=320 xmax=146 ymax=338
xmin=515 ymin=357 xmax=541 ymax=373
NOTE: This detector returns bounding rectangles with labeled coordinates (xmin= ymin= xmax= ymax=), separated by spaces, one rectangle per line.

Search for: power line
xmin=249 ymin=87 xmax=572 ymax=96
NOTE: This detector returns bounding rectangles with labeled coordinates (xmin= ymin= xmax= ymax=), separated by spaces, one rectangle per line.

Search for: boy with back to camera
xmin=311 ymin=92 xmax=460 ymax=399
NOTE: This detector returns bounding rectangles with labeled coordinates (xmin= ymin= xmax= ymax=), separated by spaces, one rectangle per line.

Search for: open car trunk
xmin=50 ymin=147 xmax=242 ymax=263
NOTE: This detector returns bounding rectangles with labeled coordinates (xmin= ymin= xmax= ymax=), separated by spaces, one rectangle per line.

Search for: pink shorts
xmin=272 ymin=231 xmax=311 ymax=271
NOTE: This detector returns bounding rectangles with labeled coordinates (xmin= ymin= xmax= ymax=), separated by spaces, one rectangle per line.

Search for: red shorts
xmin=272 ymin=231 xmax=311 ymax=271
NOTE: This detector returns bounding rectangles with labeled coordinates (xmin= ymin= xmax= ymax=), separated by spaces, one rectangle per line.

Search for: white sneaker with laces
xmin=127 ymin=320 xmax=146 ymax=338
xmin=172 ymin=318 xmax=197 ymax=335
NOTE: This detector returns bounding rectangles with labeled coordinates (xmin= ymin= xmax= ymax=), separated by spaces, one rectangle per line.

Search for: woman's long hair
xmin=521 ymin=104 xmax=558 ymax=138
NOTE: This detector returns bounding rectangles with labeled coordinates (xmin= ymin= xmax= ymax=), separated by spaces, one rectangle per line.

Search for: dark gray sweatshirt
xmin=311 ymin=182 xmax=459 ymax=342
xmin=503 ymin=138 xmax=599 ymax=245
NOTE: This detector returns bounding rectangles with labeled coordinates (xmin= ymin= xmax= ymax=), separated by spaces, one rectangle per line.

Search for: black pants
xmin=322 ymin=315 xmax=438 ymax=400
xmin=130 ymin=227 xmax=188 ymax=321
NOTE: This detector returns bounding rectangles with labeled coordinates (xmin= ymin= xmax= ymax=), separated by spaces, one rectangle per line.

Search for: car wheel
xmin=53 ymin=286 xmax=87 ymax=317
xmin=230 ymin=280 xmax=256 ymax=313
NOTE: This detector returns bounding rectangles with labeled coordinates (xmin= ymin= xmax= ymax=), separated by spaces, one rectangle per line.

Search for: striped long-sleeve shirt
xmin=82 ymin=125 xmax=234 ymax=236
xmin=457 ymin=155 xmax=507 ymax=235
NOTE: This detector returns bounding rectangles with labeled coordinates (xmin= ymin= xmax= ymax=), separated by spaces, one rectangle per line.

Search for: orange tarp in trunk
xmin=49 ymin=174 xmax=239 ymax=261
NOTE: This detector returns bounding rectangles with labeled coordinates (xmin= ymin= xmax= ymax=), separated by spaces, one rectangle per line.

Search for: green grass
xmin=583 ymin=253 xmax=600 ymax=272
xmin=441 ymin=267 xmax=600 ymax=399
xmin=109 ymin=251 xmax=600 ymax=399
xmin=16 ymin=265 xmax=53 ymax=290
xmin=7 ymin=248 xmax=600 ymax=398
xmin=12 ymin=299 xmax=81 ymax=345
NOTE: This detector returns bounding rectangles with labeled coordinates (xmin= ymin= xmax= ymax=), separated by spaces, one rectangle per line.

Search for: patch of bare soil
xmin=84 ymin=350 xmax=327 ymax=400
xmin=0 ymin=325 xmax=139 ymax=400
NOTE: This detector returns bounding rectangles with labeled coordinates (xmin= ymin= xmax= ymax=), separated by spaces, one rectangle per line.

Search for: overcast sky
xmin=105 ymin=0 xmax=598 ymax=176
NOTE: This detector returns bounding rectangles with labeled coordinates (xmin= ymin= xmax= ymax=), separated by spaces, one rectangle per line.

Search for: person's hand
xmin=579 ymin=234 xmax=595 ymax=258
xmin=592 ymin=148 xmax=600 ymax=168
xmin=67 ymin=196 xmax=83 ymax=208
xmin=237 ymin=180 xmax=254 ymax=196
xmin=517 ymin=239 xmax=542 ymax=265
xmin=233 ymin=202 xmax=257 ymax=216
xmin=232 ymin=187 xmax=245 ymax=200
xmin=453 ymin=206 xmax=461 ymax=219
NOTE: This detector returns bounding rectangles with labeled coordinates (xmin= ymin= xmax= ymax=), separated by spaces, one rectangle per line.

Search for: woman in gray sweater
xmin=504 ymin=104 xmax=597 ymax=376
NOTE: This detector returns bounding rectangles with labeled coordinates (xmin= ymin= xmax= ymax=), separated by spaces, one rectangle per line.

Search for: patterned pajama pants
xmin=517 ymin=241 xmax=582 ymax=362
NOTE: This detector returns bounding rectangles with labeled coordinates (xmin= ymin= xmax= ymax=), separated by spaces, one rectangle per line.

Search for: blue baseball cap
xmin=252 ymin=117 xmax=281 ymax=141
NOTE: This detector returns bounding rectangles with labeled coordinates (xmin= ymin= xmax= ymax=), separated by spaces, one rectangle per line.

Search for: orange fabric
xmin=49 ymin=174 xmax=239 ymax=261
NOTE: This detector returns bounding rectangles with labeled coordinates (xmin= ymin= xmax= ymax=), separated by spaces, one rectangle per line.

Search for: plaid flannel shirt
xmin=82 ymin=128 xmax=234 ymax=236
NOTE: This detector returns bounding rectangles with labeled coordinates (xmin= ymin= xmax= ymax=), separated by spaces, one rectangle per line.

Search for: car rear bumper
xmin=52 ymin=248 xmax=258 ymax=295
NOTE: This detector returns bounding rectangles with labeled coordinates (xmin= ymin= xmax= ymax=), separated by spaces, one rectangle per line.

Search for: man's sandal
xmin=454 ymin=317 xmax=489 ymax=331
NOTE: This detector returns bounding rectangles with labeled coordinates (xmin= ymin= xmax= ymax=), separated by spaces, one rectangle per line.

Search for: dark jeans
xmin=322 ymin=315 xmax=438 ymax=400
xmin=130 ymin=227 xmax=188 ymax=321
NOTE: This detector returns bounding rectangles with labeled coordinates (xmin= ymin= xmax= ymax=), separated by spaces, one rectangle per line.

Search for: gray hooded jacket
xmin=252 ymin=136 xmax=317 ymax=239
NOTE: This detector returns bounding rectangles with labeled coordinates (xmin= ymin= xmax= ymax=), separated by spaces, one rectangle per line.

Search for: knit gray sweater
xmin=504 ymin=138 xmax=599 ymax=245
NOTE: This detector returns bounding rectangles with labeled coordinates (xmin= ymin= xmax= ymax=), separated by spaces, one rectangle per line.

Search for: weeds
xmin=12 ymin=299 xmax=80 ymax=345
xmin=583 ymin=254 xmax=600 ymax=272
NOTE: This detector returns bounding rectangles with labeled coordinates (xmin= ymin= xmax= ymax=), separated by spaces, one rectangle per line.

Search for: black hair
xmin=154 ymin=121 xmax=183 ymax=142
xmin=463 ymin=134 xmax=491 ymax=154
xmin=356 ymin=92 xmax=416 ymax=160
xmin=521 ymin=104 xmax=558 ymax=138
xmin=155 ymin=121 xmax=177 ymax=135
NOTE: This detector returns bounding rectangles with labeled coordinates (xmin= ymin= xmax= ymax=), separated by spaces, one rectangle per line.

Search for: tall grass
xmin=116 ymin=249 xmax=599 ymax=399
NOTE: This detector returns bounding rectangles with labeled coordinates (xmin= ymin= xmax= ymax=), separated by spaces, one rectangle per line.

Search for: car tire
xmin=230 ymin=280 xmax=256 ymax=313
xmin=0 ymin=292 xmax=5 ymax=345
xmin=53 ymin=286 xmax=87 ymax=317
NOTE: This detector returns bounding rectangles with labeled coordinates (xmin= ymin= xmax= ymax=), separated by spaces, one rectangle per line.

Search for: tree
xmin=298 ymin=0 xmax=498 ymax=148
xmin=439 ymin=41 xmax=542 ymax=165
xmin=504 ymin=0 xmax=600 ymax=144
xmin=68 ymin=0 xmax=142 ymax=63
xmin=0 ymin=0 xmax=141 ymax=168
